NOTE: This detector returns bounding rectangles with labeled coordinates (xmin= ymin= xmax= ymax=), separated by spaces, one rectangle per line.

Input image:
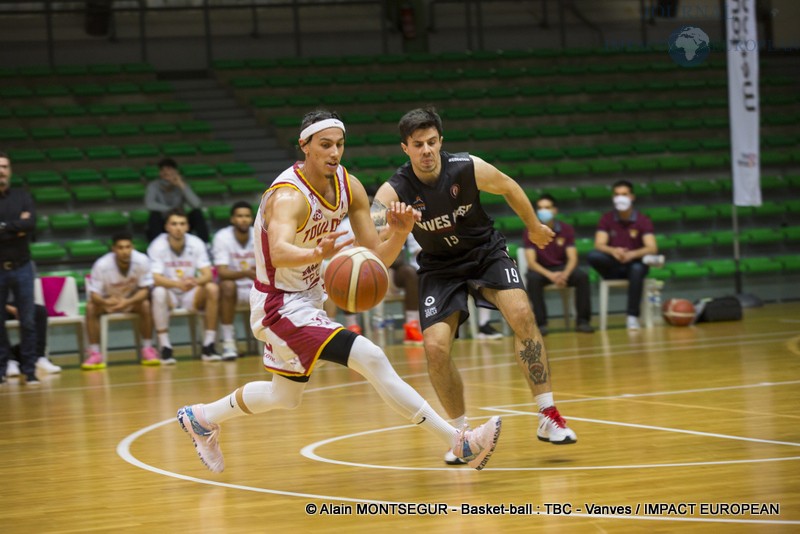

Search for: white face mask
xmin=613 ymin=195 xmax=632 ymax=211
xmin=536 ymin=208 xmax=554 ymax=224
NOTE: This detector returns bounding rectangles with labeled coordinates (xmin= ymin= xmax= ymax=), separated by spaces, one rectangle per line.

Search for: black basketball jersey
xmin=388 ymin=151 xmax=507 ymax=271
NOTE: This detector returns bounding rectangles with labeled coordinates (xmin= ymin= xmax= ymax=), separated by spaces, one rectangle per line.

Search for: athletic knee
xmin=220 ymin=280 xmax=236 ymax=299
xmin=349 ymin=338 xmax=391 ymax=374
xmin=151 ymin=286 xmax=167 ymax=305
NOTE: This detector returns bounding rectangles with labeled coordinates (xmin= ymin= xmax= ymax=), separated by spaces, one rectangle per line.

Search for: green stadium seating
xmin=191 ymin=180 xmax=228 ymax=196
xmin=703 ymin=258 xmax=737 ymax=276
xmin=742 ymin=228 xmax=783 ymax=245
xmin=30 ymin=242 xmax=67 ymax=262
xmin=104 ymin=167 xmax=141 ymax=182
xmin=642 ymin=207 xmax=682 ymax=224
xmin=218 ymin=162 xmax=255 ymax=176
xmin=73 ymin=186 xmax=112 ymax=203
xmin=66 ymin=239 xmax=109 ymax=259
xmin=50 ymin=213 xmax=89 ymax=231
xmin=65 ymin=169 xmax=103 ymax=184
xmin=673 ymin=232 xmax=714 ymax=248
xmin=25 ymin=170 xmax=62 ymax=186
xmin=228 ymin=178 xmax=265 ymax=194
xmin=33 ymin=187 xmax=71 ymax=204
xmin=741 ymin=257 xmax=782 ymax=274
xmin=669 ymin=261 xmax=710 ymax=279
xmin=680 ymin=205 xmax=715 ymax=222
xmin=91 ymin=211 xmax=130 ymax=228
xmin=112 ymin=183 xmax=146 ymax=201
xmin=776 ymin=254 xmax=800 ymax=272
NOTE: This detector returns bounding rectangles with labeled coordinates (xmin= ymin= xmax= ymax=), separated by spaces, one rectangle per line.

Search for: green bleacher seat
xmin=228 ymin=178 xmax=264 ymax=194
xmin=571 ymin=123 xmax=605 ymax=136
xmin=160 ymin=101 xmax=191 ymax=113
xmin=622 ymin=158 xmax=659 ymax=173
xmin=180 ymin=163 xmax=217 ymax=179
xmin=574 ymin=237 xmax=594 ymax=255
xmin=669 ymin=261 xmax=710 ymax=279
xmin=65 ymin=169 xmax=103 ymax=184
xmin=578 ymin=184 xmax=610 ymax=200
xmin=122 ymin=144 xmax=161 ymax=158
xmin=66 ymin=239 xmax=109 ymax=259
xmin=30 ymin=242 xmax=67 ymax=262
xmin=752 ymin=201 xmax=785 ymax=217
xmin=650 ymin=181 xmax=686 ymax=196
xmin=597 ymin=143 xmax=632 ymax=157
xmin=36 ymin=214 xmax=49 ymax=232
xmin=161 ymin=142 xmax=197 ymax=157
xmin=129 ymin=209 xmax=149 ymax=225
xmin=50 ymin=213 xmax=89 ymax=231
xmin=142 ymin=123 xmax=177 ymax=135
xmin=197 ymin=141 xmax=233 ymax=155
xmin=191 ymin=180 xmax=228 ymax=196
xmin=783 ymin=226 xmax=800 ymax=241
xmin=68 ymin=125 xmax=104 ymax=138
xmin=632 ymin=141 xmax=665 ymax=154
xmin=112 ymin=183 xmax=146 ymax=201
xmin=496 ymin=216 xmax=527 ymax=232
xmin=0 ymin=128 xmax=27 ymax=142
xmin=32 ymin=187 xmax=71 ymax=204
xmin=657 ymin=156 xmax=693 ymax=172
xmin=105 ymin=124 xmax=140 ymax=137
xmin=655 ymin=233 xmax=678 ymax=250
xmin=742 ymin=228 xmax=783 ymax=245
xmin=683 ymin=179 xmax=722 ymax=195
xmin=776 ymin=254 xmax=800 ymax=272
xmin=741 ymin=257 xmax=782 ymax=274
xmin=209 ymin=205 xmax=232 ymax=222
xmin=25 ymin=170 xmax=62 ymax=186
xmin=519 ymin=163 xmax=554 ymax=178
xmin=673 ymin=232 xmax=713 ymax=248
xmin=554 ymin=161 xmax=590 ymax=176
xmin=565 ymin=146 xmax=598 ymax=159
xmin=124 ymin=103 xmax=158 ymax=115
xmin=104 ymin=167 xmax=141 ymax=182
xmin=91 ymin=211 xmax=130 ymax=228
xmin=47 ymin=147 xmax=84 ymax=162
xmin=642 ymin=207 xmax=682 ymax=223
xmin=218 ymin=162 xmax=255 ymax=177
xmin=680 ymin=205 xmax=715 ymax=222
xmin=692 ymin=154 xmax=729 ymax=169
xmin=10 ymin=149 xmax=46 ymax=164
xmin=589 ymin=160 xmax=624 ymax=174
xmin=544 ymin=186 xmax=581 ymax=203
xmin=15 ymin=105 xmax=47 ymax=118
xmin=365 ymin=133 xmax=398 ymax=146
xmin=73 ymin=186 xmax=112 ymax=203
xmin=709 ymin=230 xmax=735 ymax=246
xmin=86 ymin=146 xmax=123 ymax=160
xmin=572 ymin=211 xmax=602 ymax=227
xmin=703 ymin=259 xmax=736 ymax=276
xmin=713 ymin=203 xmax=754 ymax=219
xmin=140 ymin=81 xmax=172 ymax=94
xmin=30 ymin=127 xmax=65 ymax=140
xmin=180 ymin=121 xmax=212 ymax=134
xmin=668 ymin=139 xmax=702 ymax=153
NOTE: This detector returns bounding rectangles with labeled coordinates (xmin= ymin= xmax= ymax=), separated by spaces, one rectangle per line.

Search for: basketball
xmin=662 ymin=298 xmax=696 ymax=326
xmin=323 ymin=246 xmax=389 ymax=313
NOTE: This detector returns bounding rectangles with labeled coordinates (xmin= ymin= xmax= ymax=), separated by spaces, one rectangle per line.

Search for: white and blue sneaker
xmin=177 ymin=404 xmax=224 ymax=473
xmin=451 ymin=416 xmax=502 ymax=470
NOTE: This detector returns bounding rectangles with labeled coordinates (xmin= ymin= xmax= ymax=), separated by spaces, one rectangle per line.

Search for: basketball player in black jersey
xmin=374 ymin=108 xmax=577 ymax=465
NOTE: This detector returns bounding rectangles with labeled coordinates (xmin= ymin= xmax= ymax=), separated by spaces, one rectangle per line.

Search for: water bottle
xmin=649 ymin=280 xmax=665 ymax=325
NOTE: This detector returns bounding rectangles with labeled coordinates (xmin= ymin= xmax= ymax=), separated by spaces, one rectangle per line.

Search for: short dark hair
xmin=158 ymin=158 xmax=178 ymax=170
xmin=536 ymin=193 xmax=557 ymax=208
xmin=111 ymin=231 xmax=133 ymax=245
xmin=0 ymin=151 xmax=9 ymax=160
xmin=230 ymin=200 xmax=253 ymax=216
xmin=299 ymin=109 xmax=343 ymax=141
xmin=398 ymin=107 xmax=443 ymax=143
xmin=612 ymin=180 xmax=634 ymax=193
xmin=164 ymin=207 xmax=187 ymax=223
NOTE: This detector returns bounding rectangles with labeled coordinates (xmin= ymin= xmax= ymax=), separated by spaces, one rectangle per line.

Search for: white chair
xmin=598 ymin=278 xmax=658 ymax=331
xmin=37 ymin=276 xmax=86 ymax=361
xmin=516 ymin=247 xmax=574 ymax=329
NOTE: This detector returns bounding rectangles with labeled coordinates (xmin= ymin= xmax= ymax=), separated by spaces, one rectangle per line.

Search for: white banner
xmin=726 ymin=0 xmax=761 ymax=206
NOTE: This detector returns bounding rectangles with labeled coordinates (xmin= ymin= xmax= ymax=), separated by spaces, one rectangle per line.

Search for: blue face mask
xmin=537 ymin=208 xmax=554 ymax=224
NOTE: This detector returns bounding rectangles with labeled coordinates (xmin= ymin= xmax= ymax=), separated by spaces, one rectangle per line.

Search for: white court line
xmin=118 ymin=418 xmax=800 ymax=526
xmin=116 ymin=330 xmax=800 ymax=526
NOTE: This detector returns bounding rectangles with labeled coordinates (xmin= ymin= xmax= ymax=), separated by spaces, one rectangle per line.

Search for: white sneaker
xmin=443 ymin=449 xmax=467 ymax=465
xmin=36 ymin=357 xmax=62 ymax=374
xmin=643 ymin=254 xmax=666 ymax=267
xmin=537 ymin=406 xmax=577 ymax=444
xmin=222 ymin=340 xmax=238 ymax=361
xmin=6 ymin=360 xmax=20 ymax=378
xmin=626 ymin=315 xmax=641 ymax=330
xmin=452 ymin=416 xmax=502 ymax=470
xmin=177 ymin=404 xmax=224 ymax=473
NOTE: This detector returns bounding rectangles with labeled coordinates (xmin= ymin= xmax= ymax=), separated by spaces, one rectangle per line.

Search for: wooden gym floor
xmin=3 ymin=303 xmax=799 ymax=533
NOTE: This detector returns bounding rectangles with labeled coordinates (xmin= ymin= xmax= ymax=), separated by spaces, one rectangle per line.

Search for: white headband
xmin=299 ymin=118 xmax=346 ymax=142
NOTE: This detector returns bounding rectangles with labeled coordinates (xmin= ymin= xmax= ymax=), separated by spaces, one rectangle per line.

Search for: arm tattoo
xmin=519 ymin=338 xmax=549 ymax=385
xmin=370 ymin=198 xmax=388 ymax=231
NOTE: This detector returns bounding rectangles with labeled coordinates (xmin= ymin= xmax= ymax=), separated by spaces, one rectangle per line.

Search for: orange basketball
xmin=323 ymin=246 xmax=389 ymax=313
xmin=662 ymin=298 xmax=696 ymax=326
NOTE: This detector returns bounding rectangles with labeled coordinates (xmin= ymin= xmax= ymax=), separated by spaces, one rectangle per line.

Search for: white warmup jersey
xmin=147 ymin=233 xmax=211 ymax=294
xmin=212 ymin=225 xmax=256 ymax=292
xmin=253 ymin=162 xmax=351 ymax=296
xmin=88 ymin=250 xmax=153 ymax=298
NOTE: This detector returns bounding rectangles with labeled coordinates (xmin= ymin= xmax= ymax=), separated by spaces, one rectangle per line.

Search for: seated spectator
xmin=82 ymin=232 xmax=158 ymax=370
xmin=586 ymin=180 xmax=658 ymax=330
xmin=145 ymin=158 xmax=210 ymax=243
xmin=523 ymin=194 xmax=594 ymax=336
xmin=148 ymin=208 xmax=221 ymax=364
xmin=5 ymin=303 xmax=62 ymax=378
xmin=212 ymin=201 xmax=256 ymax=361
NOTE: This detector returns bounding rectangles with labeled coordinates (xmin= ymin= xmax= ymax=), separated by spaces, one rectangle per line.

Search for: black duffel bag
xmin=693 ymin=296 xmax=743 ymax=323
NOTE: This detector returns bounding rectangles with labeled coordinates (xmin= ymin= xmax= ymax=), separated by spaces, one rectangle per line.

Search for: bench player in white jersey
xmin=212 ymin=201 xmax=256 ymax=360
xmin=177 ymin=110 xmax=502 ymax=473
xmin=82 ymin=232 xmax=157 ymax=369
xmin=148 ymin=208 xmax=221 ymax=364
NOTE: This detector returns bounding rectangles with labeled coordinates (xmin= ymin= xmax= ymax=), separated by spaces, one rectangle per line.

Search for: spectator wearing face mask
xmin=523 ymin=194 xmax=594 ymax=336
xmin=586 ymin=180 xmax=658 ymax=330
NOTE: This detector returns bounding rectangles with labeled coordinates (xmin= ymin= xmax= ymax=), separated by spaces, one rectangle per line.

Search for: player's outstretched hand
xmin=315 ymin=229 xmax=354 ymax=260
xmin=385 ymin=202 xmax=420 ymax=235
xmin=528 ymin=223 xmax=555 ymax=249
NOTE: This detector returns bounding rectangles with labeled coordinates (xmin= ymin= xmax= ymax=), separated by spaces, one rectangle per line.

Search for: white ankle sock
xmin=221 ymin=324 xmax=234 ymax=342
xmin=203 ymin=330 xmax=216 ymax=346
xmin=451 ymin=414 xmax=468 ymax=430
xmin=535 ymin=392 xmax=554 ymax=412
xmin=158 ymin=333 xmax=171 ymax=349
xmin=412 ymin=403 xmax=458 ymax=447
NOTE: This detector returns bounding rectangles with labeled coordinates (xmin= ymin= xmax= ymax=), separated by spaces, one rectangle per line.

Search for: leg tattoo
xmin=519 ymin=338 xmax=549 ymax=385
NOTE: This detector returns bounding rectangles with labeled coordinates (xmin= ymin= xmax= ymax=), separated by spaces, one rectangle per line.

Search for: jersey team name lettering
xmin=416 ymin=204 xmax=473 ymax=232
xmin=303 ymin=217 xmax=342 ymax=243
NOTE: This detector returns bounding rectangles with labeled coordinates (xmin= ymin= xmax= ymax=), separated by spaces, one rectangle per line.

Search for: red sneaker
xmin=403 ymin=320 xmax=424 ymax=345
xmin=346 ymin=324 xmax=363 ymax=335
